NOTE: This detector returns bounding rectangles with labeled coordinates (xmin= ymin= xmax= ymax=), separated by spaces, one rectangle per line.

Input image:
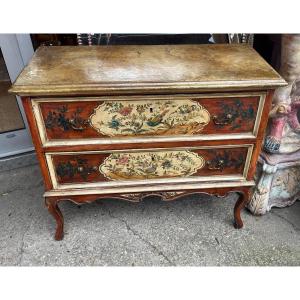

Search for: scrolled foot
xmin=54 ymin=223 xmax=64 ymax=241
xmin=233 ymin=220 xmax=243 ymax=229
xmin=233 ymin=189 xmax=250 ymax=229
xmin=45 ymin=197 xmax=64 ymax=241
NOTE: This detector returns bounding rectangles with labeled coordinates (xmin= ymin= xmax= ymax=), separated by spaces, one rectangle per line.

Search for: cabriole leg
xmin=234 ymin=189 xmax=250 ymax=229
xmin=45 ymin=197 xmax=64 ymax=240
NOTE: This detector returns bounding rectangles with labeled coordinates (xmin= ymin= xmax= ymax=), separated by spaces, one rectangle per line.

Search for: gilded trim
xmin=32 ymin=100 xmax=48 ymax=146
xmin=43 ymin=180 xmax=256 ymax=197
xmin=10 ymin=78 xmax=286 ymax=96
xmin=46 ymin=154 xmax=59 ymax=189
xmin=243 ymin=145 xmax=254 ymax=178
xmin=42 ymin=133 xmax=256 ymax=147
xmin=50 ymin=175 xmax=247 ymax=190
xmin=252 ymin=92 xmax=266 ymax=136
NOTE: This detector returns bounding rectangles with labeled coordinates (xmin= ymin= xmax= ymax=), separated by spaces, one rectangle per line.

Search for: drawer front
xmin=33 ymin=93 xmax=265 ymax=146
xmin=46 ymin=145 xmax=253 ymax=189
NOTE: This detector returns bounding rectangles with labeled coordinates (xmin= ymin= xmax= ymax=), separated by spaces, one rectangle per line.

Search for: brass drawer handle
xmin=69 ymin=116 xmax=89 ymax=131
xmin=207 ymin=159 xmax=225 ymax=170
xmin=45 ymin=106 xmax=89 ymax=132
xmin=69 ymin=118 xmax=89 ymax=131
xmin=56 ymin=159 xmax=98 ymax=181
xmin=212 ymin=113 xmax=233 ymax=125
xmin=77 ymin=166 xmax=98 ymax=172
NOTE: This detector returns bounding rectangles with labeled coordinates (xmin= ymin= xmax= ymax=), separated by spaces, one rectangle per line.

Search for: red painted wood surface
xmin=51 ymin=147 xmax=248 ymax=184
xmin=38 ymin=95 xmax=259 ymax=140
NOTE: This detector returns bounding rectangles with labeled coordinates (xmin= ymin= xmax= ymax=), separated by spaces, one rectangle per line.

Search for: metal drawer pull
xmin=69 ymin=118 xmax=88 ymax=131
xmin=77 ymin=166 xmax=98 ymax=172
xmin=212 ymin=113 xmax=233 ymax=125
xmin=207 ymin=159 xmax=225 ymax=170
xmin=44 ymin=106 xmax=89 ymax=132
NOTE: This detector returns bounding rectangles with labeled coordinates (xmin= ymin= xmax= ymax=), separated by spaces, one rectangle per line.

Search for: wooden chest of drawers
xmin=10 ymin=44 xmax=286 ymax=240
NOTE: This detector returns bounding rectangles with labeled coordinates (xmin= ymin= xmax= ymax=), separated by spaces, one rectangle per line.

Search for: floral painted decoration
xmin=99 ymin=150 xmax=205 ymax=180
xmin=89 ymin=99 xmax=210 ymax=137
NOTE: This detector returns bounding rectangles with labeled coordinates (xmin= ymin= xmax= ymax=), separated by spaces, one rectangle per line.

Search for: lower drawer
xmin=45 ymin=145 xmax=253 ymax=190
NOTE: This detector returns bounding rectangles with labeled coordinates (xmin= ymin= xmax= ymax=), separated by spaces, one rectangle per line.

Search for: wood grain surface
xmin=10 ymin=45 xmax=286 ymax=95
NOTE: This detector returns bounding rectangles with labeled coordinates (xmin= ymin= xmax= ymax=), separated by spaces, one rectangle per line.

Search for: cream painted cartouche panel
xmin=45 ymin=144 xmax=253 ymax=190
xmin=99 ymin=150 xmax=206 ymax=180
xmin=32 ymin=92 xmax=266 ymax=147
xmin=89 ymin=99 xmax=211 ymax=137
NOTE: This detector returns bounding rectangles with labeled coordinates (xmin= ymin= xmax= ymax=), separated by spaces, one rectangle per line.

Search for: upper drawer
xmin=32 ymin=92 xmax=266 ymax=147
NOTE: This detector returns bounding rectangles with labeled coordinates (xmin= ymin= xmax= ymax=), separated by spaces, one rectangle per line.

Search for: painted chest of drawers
xmin=10 ymin=44 xmax=286 ymax=240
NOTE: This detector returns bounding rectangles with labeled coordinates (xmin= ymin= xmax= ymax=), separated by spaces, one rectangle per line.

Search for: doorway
xmin=0 ymin=34 xmax=34 ymax=158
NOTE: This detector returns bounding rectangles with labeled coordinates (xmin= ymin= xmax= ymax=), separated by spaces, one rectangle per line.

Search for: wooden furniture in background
xmin=10 ymin=44 xmax=286 ymax=240
xmin=30 ymin=34 xmax=212 ymax=48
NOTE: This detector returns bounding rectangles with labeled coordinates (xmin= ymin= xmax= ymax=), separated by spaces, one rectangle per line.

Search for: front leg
xmin=45 ymin=197 xmax=64 ymax=240
xmin=234 ymin=188 xmax=250 ymax=229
